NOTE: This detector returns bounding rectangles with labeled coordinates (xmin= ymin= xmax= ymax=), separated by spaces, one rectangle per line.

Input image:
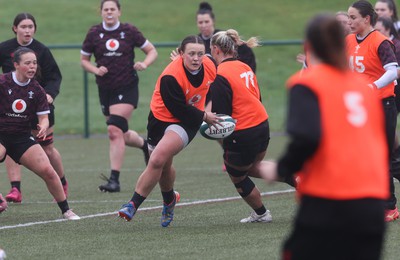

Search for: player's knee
xmin=147 ymin=152 xmax=166 ymax=170
xmin=225 ymin=163 xmax=248 ymax=177
xmin=107 ymin=115 xmax=129 ymax=133
xmin=41 ymin=165 xmax=57 ymax=179
xmin=234 ymin=176 xmax=255 ymax=198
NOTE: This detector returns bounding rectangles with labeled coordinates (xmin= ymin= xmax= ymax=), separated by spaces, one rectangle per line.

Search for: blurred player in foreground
xmin=262 ymin=14 xmax=388 ymax=259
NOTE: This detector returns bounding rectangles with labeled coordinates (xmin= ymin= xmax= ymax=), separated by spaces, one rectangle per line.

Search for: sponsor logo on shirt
xmin=6 ymin=98 xmax=28 ymax=118
xmin=104 ymin=39 xmax=122 ymax=57
xmin=12 ymin=99 xmax=27 ymax=113
xmin=188 ymin=94 xmax=202 ymax=106
xmin=106 ymin=39 xmax=119 ymax=51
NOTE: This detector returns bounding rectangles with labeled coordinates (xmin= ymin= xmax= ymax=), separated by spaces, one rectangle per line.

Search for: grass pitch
xmin=0 ymin=135 xmax=399 ymax=259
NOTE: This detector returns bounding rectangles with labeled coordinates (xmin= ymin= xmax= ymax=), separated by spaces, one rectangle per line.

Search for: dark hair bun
xmin=199 ymin=2 xmax=212 ymax=11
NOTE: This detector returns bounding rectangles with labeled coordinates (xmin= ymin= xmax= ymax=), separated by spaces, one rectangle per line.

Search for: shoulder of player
xmin=364 ymin=30 xmax=390 ymax=46
xmin=120 ymin=22 xmax=135 ymax=28
xmin=203 ymin=55 xmax=217 ymax=71
xmin=120 ymin=23 xmax=142 ymax=34
xmin=237 ymin=44 xmax=253 ymax=53
xmin=87 ymin=23 xmax=103 ymax=34
xmin=287 ymin=69 xmax=314 ymax=88
xmin=217 ymin=59 xmax=245 ymax=73
xmin=31 ymin=79 xmax=47 ymax=91
xmin=393 ymin=37 xmax=400 ymax=46
xmin=0 ymin=38 xmax=18 ymax=50
xmin=0 ymin=73 xmax=14 ymax=89
xmin=0 ymin=73 xmax=7 ymax=84
xmin=28 ymin=39 xmax=50 ymax=52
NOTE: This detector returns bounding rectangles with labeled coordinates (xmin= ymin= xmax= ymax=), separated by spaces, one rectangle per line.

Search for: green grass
xmin=1 ymin=1 xmax=400 ymax=259
xmin=0 ymin=135 xmax=400 ymax=259
xmin=0 ymin=0 xmax=353 ymax=135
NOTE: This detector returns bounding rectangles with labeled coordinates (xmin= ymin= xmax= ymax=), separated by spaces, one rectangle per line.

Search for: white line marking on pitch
xmin=19 ymin=199 xmax=164 ymax=204
xmin=0 ymin=189 xmax=295 ymax=230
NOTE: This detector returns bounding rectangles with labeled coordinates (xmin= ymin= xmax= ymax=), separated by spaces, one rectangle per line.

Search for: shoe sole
xmin=240 ymin=218 xmax=273 ymax=223
xmin=98 ymin=187 xmax=120 ymax=193
xmin=118 ymin=211 xmax=132 ymax=222
xmin=5 ymin=198 xmax=22 ymax=203
xmin=385 ymin=214 xmax=399 ymax=222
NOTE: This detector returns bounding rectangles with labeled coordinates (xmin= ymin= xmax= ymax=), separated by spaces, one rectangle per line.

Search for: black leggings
xmin=382 ymin=96 xmax=397 ymax=209
xmin=283 ymin=196 xmax=385 ymax=260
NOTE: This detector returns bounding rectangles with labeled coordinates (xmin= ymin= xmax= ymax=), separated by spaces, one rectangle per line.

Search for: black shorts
xmin=283 ymin=196 xmax=385 ymax=260
xmin=98 ymin=79 xmax=139 ymax=116
xmin=30 ymin=104 xmax=55 ymax=129
xmin=0 ymin=133 xmax=38 ymax=163
xmin=146 ymin=112 xmax=198 ymax=147
xmin=223 ymin=120 xmax=270 ymax=167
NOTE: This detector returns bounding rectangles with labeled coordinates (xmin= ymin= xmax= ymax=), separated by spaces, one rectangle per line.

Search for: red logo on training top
xmin=106 ymin=39 xmax=119 ymax=51
xmin=12 ymin=99 xmax=27 ymax=113
xmin=188 ymin=94 xmax=202 ymax=106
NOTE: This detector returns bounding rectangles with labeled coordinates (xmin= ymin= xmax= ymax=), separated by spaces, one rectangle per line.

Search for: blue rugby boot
xmin=118 ymin=201 xmax=136 ymax=221
xmin=161 ymin=191 xmax=180 ymax=227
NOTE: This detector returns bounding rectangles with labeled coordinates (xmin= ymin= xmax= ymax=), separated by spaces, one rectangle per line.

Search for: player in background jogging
xmin=80 ymin=0 xmax=158 ymax=192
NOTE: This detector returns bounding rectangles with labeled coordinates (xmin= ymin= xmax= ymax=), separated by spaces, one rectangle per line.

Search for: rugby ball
xmin=199 ymin=114 xmax=236 ymax=140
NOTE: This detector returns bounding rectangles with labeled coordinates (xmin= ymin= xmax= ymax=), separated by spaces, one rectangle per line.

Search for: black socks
xmin=130 ymin=192 xmax=146 ymax=209
xmin=110 ymin=170 xmax=120 ymax=182
xmin=11 ymin=181 xmax=21 ymax=192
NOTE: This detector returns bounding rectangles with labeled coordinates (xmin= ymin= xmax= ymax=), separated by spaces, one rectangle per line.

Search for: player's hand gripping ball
xmin=199 ymin=114 xmax=236 ymax=140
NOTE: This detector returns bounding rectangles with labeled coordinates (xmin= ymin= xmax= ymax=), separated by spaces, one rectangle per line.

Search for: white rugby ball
xmin=199 ymin=114 xmax=236 ymax=140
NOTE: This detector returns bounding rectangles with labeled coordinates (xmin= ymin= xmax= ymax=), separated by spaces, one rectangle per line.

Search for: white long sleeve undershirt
xmin=374 ymin=63 xmax=398 ymax=89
